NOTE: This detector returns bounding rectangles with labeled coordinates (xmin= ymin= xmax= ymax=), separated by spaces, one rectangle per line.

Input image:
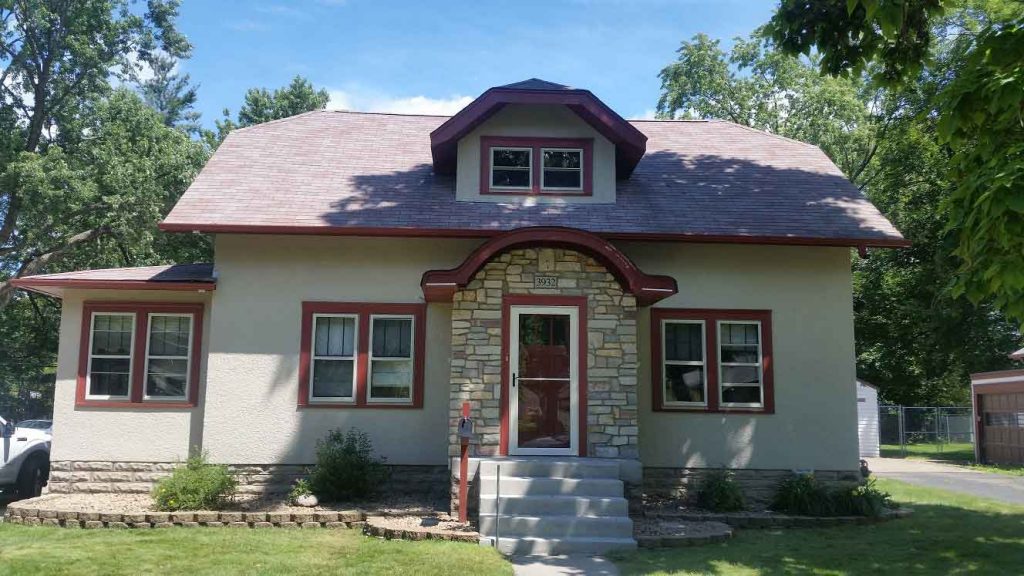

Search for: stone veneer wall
xmin=47 ymin=461 xmax=448 ymax=500
xmin=643 ymin=467 xmax=864 ymax=510
xmin=448 ymin=248 xmax=639 ymax=460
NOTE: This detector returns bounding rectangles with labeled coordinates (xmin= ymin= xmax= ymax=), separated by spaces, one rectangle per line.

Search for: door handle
xmin=512 ymin=372 xmax=517 ymax=388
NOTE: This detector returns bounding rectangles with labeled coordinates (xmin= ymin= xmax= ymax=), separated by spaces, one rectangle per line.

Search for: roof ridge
xmin=324 ymin=109 xmax=453 ymax=119
xmin=628 ymin=118 xmax=712 ymax=123
xmin=709 ymin=119 xmax=820 ymax=150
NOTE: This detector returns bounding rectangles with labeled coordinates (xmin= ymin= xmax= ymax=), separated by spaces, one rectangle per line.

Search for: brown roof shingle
xmin=161 ymin=111 xmax=904 ymax=246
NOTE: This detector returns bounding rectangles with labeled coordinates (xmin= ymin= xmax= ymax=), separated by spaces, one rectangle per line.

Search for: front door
xmin=509 ymin=305 xmax=580 ymax=456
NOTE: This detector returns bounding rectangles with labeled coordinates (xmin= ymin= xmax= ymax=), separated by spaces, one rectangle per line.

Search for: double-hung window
xmin=300 ymin=303 xmax=425 ymax=408
xmin=652 ymin=309 xmax=773 ymax=413
xmin=718 ymin=321 xmax=764 ymax=407
xmin=78 ymin=303 xmax=203 ymax=407
xmin=661 ymin=320 xmax=706 ymax=406
xmin=309 ymin=315 xmax=358 ymax=402
xmin=87 ymin=313 xmax=135 ymax=400
xmin=481 ymin=137 xmax=593 ymax=195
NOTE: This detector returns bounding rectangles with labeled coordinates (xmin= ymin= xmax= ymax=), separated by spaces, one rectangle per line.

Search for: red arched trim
xmin=421 ymin=227 xmax=678 ymax=305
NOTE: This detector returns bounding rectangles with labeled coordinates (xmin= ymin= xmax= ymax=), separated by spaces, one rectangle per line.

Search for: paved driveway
xmin=866 ymin=457 xmax=1024 ymax=505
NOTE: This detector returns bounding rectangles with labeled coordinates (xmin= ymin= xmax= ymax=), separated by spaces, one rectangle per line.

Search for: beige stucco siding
xmin=621 ymin=242 xmax=859 ymax=471
xmin=51 ymin=290 xmax=211 ymax=462
xmin=201 ymin=235 xmax=480 ymax=465
xmin=455 ymin=104 xmax=617 ymax=203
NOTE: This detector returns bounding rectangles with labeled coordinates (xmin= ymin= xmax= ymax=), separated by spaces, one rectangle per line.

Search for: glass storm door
xmin=509 ymin=306 xmax=579 ymax=456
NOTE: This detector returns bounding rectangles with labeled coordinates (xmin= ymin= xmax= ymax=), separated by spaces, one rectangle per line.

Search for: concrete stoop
xmin=476 ymin=458 xmax=637 ymax=556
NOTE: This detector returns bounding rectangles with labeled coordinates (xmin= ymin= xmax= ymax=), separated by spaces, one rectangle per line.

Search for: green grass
xmin=611 ymin=479 xmax=1024 ymax=575
xmin=881 ymin=443 xmax=1024 ymax=476
xmin=0 ymin=525 xmax=511 ymax=576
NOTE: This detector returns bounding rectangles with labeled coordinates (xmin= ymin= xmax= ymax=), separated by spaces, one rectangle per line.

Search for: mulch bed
xmin=633 ymin=517 xmax=733 ymax=548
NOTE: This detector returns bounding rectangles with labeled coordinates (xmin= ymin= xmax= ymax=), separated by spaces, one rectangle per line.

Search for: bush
xmin=695 ymin=470 xmax=746 ymax=512
xmin=309 ymin=428 xmax=388 ymax=502
xmin=289 ymin=478 xmax=313 ymax=504
xmin=153 ymin=452 xmax=237 ymax=511
xmin=771 ymin=474 xmax=893 ymax=517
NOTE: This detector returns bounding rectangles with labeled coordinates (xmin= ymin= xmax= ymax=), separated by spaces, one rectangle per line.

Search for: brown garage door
xmin=980 ymin=392 xmax=1024 ymax=465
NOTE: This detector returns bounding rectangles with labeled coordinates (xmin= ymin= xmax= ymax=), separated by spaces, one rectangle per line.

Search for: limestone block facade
xmin=447 ymin=247 xmax=639 ymax=460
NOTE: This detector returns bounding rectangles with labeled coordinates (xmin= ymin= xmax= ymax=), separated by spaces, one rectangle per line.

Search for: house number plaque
xmin=534 ymin=275 xmax=558 ymax=289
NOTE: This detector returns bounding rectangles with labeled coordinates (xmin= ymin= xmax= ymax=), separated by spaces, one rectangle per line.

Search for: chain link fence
xmin=879 ymin=405 xmax=975 ymax=461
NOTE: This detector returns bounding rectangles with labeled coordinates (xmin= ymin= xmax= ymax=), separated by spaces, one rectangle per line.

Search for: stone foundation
xmin=642 ymin=468 xmax=863 ymax=510
xmin=46 ymin=461 xmax=448 ymax=499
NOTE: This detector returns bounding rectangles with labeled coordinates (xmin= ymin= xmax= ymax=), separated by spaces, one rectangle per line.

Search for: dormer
xmin=430 ymin=79 xmax=647 ymax=203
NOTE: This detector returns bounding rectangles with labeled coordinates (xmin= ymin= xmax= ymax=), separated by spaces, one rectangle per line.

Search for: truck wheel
xmin=16 ymin=454 xmax=48 ymax=498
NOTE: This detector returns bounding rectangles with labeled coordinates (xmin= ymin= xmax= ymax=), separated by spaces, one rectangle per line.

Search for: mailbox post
xmin=457 ymin=402 xmax=474 ymax=523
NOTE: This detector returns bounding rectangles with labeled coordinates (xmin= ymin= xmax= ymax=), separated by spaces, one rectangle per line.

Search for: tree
xmin=656 ymin=30 xmax=1019 ymax=404
xmin=214 ymin=76 xmax=329 ymax=143
xmin=766 ymin=1 xmax=1024 ymax=323
xmin=0 ymin=0 xmax=191 ymax=308
xmin=657 ymin=34 xmax=879 ymax=182
xmin=138 ymin=52 xmax=202 ymax=135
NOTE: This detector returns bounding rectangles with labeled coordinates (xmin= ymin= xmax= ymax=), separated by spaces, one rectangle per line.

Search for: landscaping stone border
xmin=643 ymin=507 xmax=912 ymax=529
xmin=4 ymin=503 xmax=367 ymax=529
xmin=362 ymin=516 xmax=479 ymax=543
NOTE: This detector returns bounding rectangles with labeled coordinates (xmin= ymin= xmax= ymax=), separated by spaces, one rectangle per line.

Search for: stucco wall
xmin=620 ymin=242 xmax=860 ymax=472
xmin=51 ymin=290 xmax=211 ymax=462
xmin=200 ymin=235 xmax=481 ymax=466
xmin=455 ymin=104 xmax=617 ymax=203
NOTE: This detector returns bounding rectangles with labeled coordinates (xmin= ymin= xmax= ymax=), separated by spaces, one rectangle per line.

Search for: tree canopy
xmin=656 ymin=23 xmax=1020 ymax=404
xmin=767 ymin=0 xmax=1024 ymax=323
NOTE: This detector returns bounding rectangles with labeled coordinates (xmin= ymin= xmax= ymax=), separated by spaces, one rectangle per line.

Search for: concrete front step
xmin=481 ymin=536 xmax=638 ymax=556
xmin=478 ymin=514 xmax=633 ymax=539
xmin=478 ymin=476 xmax=624 ymax=497
xmin=479 ymin=495 xmax=629 ymax=517
xmin=478 ymin=458 xmax=621 ymax=480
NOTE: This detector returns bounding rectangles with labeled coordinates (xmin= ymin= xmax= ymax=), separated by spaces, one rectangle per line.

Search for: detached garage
xmin=856 ymin=379 xmax=880 ymax=458
xmin=971 ymin=369 xmax=1024 ymax=465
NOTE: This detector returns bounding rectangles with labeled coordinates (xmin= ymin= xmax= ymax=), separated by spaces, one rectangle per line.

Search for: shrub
xmin=289 ymin=478 xmax=313 ymax=504
xmin=309 ymin=428 xmax=388 ymax=502
xmin=153 ymin=452 xmax=237 ymax=511
xmin=695 ymin=470 xmax=746 ymax=512
xmin=771 ymin=474 xmax=893 ymax=517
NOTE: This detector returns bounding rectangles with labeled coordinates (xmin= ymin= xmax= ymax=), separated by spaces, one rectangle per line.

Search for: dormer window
xmin=491 ymin=147 xmax=532 ymax=189
xmin=481 ymin=136 xmax=593 ymax=196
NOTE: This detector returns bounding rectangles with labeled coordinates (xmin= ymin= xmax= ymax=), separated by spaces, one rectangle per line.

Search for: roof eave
xmin=9 ymin=278 xmax=217 ymax=299
xmin=157 ymin=221 xmax=909 ymax=248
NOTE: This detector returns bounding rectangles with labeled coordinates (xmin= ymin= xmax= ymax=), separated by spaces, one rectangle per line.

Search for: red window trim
xmin=651 ymin=308 xmax=774 ymax=414
xmin=479 ymin=136 xmax=594 ymax=196
xmin=76 ymin=302 xmax=204 ymax=409
xmin=298 ymin=302 xmax=426 ymax=409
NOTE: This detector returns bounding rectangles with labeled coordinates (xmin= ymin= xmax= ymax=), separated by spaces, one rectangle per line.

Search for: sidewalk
xmin=511 ymin=555 xmax=619 ymax=576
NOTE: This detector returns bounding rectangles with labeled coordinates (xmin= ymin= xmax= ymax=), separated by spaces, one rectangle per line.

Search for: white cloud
xmin=633 ymin=108 xmax=658 ymax=120
xmin=327 ymin=89 xmax=473 ymax=115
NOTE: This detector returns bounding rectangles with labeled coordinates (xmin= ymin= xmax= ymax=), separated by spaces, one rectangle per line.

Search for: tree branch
xmin=0 ymin=226 xmax=110 ymax=308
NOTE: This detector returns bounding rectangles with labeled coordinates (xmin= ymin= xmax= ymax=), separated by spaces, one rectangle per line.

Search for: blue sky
xmin=176 ymin=0 xmax=777 ymax=126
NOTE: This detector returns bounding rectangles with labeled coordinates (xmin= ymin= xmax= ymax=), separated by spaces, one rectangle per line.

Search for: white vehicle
xmin=0 ymin=416 xmax=51 ymax=498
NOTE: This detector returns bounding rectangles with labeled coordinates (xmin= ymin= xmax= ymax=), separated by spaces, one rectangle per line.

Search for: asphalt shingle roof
xmin=161 ymin=110 xmax=905 ymax=246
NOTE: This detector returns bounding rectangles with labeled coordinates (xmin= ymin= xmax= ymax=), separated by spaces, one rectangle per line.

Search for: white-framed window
xmin=718 ymin=321 xmax=764 ymax=407
xmin=541 ymin=148 xmax=583 ymax=190
xmin=490 ymin=147 xmax=532 ymax=189
xmin=144 ymin=313 xmax=193 ymax=401
xmin=661 ymin=319 xmax=707 ymax=406
xmin=368 ymin=314 xmax=414 ymax=403
xmin=86 ymin=312 xmax=135 ymax=400
xmin=310 ymin=314 xmax=358 ymax=402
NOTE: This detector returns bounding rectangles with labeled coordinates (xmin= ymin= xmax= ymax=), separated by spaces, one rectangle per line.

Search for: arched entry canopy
xmin=421 ymin=227 xmax=678 ymax=305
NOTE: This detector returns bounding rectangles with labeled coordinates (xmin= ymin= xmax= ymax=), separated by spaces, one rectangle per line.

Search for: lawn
xmin=881 ymin=442 xmax=1024 ymax=476
xmin=611 ymin=479 xmax=1024 ymax=575
xmin=0 ymin=524 xmax=512 ymax=576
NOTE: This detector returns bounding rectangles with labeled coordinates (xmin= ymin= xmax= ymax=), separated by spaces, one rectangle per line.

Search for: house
xmin=856 ymin=379 xmax=880 ymax=458
xmin=12 ymin=79 xmax=905 ymax=553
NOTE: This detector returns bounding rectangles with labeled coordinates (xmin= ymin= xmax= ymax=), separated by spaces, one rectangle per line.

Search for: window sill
xmin=298 ymin=402 xmax=420 ymax=410
xmin=654 ymin=405 xmax=774 ymax=415
xmin=76 ymin=400 xmax=196 ymax=409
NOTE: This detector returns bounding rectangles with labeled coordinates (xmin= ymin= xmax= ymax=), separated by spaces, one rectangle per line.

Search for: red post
xmin=459 ymin=401 xmax=470 ymax=523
